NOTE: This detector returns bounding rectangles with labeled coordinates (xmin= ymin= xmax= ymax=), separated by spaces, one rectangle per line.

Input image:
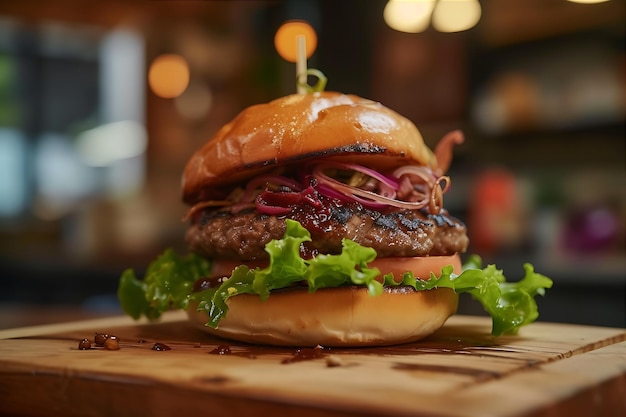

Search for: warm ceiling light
xmin=148 ymin=54 xmax=190 ymax=99
xmin=274 ymin=21 xmax=317 ymax=63
xmin=431 ymin=0 xmax=481 ymax=33
xmin=383 ymin=0 xmax=435 ymax=33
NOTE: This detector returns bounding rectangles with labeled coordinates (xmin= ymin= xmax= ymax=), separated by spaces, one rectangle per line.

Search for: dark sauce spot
xmin=287 ymin=196 xmax=333 ymax=233
xmin=104 ymin=337 xmax=120 ymax=351
xmin=78 ymin=338 xmax=91 ymax=350
xmin=299 ymin=244 xmax=319 ymax=259
xmin=94 ymin=333 xmax=110 ymax=347
xmin=152 ymin=342 xmax=171 ymax=351
xmin=281 ymin=346 xmax=325 ymax=364
xmin=209 ymin=345 xmax=232 ymax=355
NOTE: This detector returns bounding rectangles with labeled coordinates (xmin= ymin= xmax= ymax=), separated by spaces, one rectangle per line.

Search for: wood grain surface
xmin=0 ymin=312 xmax=624 ymax=417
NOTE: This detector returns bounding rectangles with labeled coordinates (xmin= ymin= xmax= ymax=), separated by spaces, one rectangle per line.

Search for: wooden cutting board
xmin=1 ymin=312 xmax=624 ymax=417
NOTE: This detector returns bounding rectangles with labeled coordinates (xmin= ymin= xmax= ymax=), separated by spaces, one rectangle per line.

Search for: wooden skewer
xmin=296 ymin=35 xmax=306 ymax=94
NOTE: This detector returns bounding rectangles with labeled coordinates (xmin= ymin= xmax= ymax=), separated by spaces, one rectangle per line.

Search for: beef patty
xmin=186 ymin=198 xmax=469 ymax=261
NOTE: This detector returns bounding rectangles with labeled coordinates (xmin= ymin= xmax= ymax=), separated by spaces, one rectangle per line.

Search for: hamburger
xmin=118 ymin=91 xmax=552 ymax=347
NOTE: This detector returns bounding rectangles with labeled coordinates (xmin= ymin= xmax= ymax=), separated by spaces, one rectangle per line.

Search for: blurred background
xmin=0 ymin=0 xmax=624 ymax=329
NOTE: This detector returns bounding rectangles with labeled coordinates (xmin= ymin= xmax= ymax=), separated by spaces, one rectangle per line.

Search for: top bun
xmin=182 ymin=92 xmax=437 ymax=204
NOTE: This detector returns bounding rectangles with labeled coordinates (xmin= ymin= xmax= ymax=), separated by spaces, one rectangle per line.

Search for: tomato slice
xmin=208 ymin=259 xmax=266 ymax=278
xmin=209 ymin=255 xmax=461 ymax=281
xmin=367 ymin=255 xmax=461 ymax=281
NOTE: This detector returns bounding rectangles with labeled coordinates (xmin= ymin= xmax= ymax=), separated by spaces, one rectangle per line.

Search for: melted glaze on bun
xmin=182 ymin=92 xmax=437 ymax=204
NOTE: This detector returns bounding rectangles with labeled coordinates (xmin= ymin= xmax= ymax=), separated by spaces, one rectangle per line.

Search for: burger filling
xmin=187 ymin=200 xmax=468 ymax=261
xmin=184 ymin=161 xmax=469 ymax=261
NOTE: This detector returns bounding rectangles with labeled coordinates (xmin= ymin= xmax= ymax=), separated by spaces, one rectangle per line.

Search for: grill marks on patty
xmin=185 ymin=199 xmax=469 ymax=261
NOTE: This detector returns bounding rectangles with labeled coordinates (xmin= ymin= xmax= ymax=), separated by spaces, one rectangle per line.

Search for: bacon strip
xmin=434 ymin=130 xmax=464 ymax=176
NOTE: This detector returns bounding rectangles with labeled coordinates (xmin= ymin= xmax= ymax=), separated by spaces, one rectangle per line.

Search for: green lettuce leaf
xmin=306 ymin=238 xmax=381 ymax=295
xmin=117 ymin=219 xmax=553 ymax=336
xmin=117 ymin=248 xmax=211 ymax=320
xmin=196 ymin=265 xmax=257 ymax=327
xmin=382 ymin=254 xmax=553 ymax=335
xmin=192 ymin=220 xmax=383 ymax=328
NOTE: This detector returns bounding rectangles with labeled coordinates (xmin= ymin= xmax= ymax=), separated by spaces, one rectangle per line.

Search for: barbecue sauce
xmin=152 ymin=342 xmax=171 ymax=351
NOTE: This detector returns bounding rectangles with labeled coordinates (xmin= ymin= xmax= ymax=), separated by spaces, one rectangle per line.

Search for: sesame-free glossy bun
xmin=182 ymin=92 xmax=437 ymax=204
xmin=187 ymin=286 xmax=458 ymax=347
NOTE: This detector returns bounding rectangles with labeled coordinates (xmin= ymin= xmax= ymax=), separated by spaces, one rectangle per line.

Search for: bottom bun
xmin=187 ymin=286 xmax=458 ymax=347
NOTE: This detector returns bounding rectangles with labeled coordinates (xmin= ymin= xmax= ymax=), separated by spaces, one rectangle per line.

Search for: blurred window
xmin=0 ymin=18 xmax=145 ymax=222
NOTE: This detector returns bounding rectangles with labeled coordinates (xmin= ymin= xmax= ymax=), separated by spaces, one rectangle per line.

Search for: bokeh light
xmin=274 ymin=20 xmax=317 ymax=63
xmin=383 ymin=0 xmax=435 ymax=33
xmin=431 ymin=0 xmax=481 ymax=33
xmin=148 ymin=54 xmax=190 ymax=98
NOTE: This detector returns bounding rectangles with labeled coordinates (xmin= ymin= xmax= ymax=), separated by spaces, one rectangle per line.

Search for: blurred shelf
xmin=477 ymin=0 xmax=625 ymax=48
